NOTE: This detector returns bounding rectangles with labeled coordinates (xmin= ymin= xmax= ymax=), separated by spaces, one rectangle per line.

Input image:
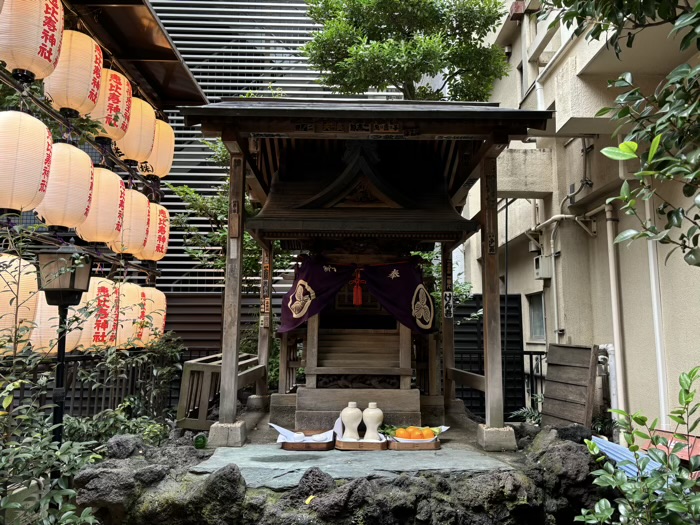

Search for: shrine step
xmin=294 ymin=387 xmax=421 ymax=430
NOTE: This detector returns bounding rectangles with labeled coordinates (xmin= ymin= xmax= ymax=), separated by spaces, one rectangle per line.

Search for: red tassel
xmin=352 ymin=270 xmax=365 ymax=306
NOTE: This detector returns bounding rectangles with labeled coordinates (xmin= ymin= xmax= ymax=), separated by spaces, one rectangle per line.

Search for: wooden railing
xmin=175 ymin=352 xmax=265 ymax=430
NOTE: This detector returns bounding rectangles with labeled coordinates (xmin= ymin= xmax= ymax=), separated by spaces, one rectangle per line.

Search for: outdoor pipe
xmin=645 ymin=197 xmax=669 ymax=428
xmin=605 ymin=204 xmax=628 ymax=415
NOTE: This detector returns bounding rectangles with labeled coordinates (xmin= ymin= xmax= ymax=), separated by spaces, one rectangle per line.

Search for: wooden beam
xmin=256 ymin=246 xmax=273 ymax=395
xmin=278 ymin=332 xmax=289 ymax=394
xmin=399 ymin=323 xmax=412 ymax=389
xmin=222 ymin=127 xmax=269 ymax=200
xmin=305 ymin=367 xmax=413 ymax=376
xmin=446 ymin=368 xmax=486 ymax=392
xmin=481 ymin=158 xmax=504 ymax=427
xmin=219 ymin=154 xmax=246 ymax=424
xmin=451 ymin=136 xmax=508 ymax=206
xmin=442 ymin=244 xmax=456 ymax=407
xmin=428 ymin=335 xmax=440 ymax=396
xmin=306 ymin=315 xmax=319 ymax=388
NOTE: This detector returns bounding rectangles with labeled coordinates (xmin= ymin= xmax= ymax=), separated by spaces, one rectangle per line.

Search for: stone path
xmin=190 ymin=444 xmax=513 ymax=490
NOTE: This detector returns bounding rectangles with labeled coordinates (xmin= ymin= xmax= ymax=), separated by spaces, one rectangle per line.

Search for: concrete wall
xmin=466 ymin=9 xmax=700 ymax=428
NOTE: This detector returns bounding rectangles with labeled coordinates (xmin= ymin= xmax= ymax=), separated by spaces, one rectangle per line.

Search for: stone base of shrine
xmin=269 ymin=393 xmax=297 ymax=429
xmin=208 ymin=420 xmax=247 ymax=448
xmin=294 ymin=387 xmax=422 ymax=430
xmin=419 ymin=395 xmax=446 ymax=426
xmin=476 ymin=423 xmax=518 ymax=452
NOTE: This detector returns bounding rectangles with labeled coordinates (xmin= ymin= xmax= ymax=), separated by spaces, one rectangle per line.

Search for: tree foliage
xmin=304 ymin=0 xmax=509 ymax=101
xmin=543 ymin=0 xmax=700 ymax=265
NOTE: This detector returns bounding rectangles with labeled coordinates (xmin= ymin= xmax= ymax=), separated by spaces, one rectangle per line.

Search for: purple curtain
xmin=363 ymin=262 xmax=436 ymax=334
xmin=279 ymin=259 xmax=354 ymax=333
xmin=279 ymin=259 xmax=436 ymax=334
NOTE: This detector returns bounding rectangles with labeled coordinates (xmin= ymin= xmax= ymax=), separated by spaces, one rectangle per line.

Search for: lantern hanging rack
xmin=0 ymin=66 xmax=155 ymax=194
xmin=0 ymin=219 xmax=161 ymax=279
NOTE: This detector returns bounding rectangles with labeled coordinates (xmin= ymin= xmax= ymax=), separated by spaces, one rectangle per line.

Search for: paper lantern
xmin=114 ymin=98 xmax=155 ymax=163
xmin=78 ymin=277 xmax=119 ymax=349
xmin=76 ymin=168 xmax=125 ymax=243
xmin=0 ymin=0 xmax=64 ymax=82
xmin=0 ymin=254 xmax=38 ymax=354
xmin=114 ymin=282 xmax=144 ymax=348
xmin=140 ymin=119 xmax=174 ymax=178
xmin=0 ymin=111 xmax=53 ymax=211
xmin=108 ymin=189 xmax=149 ymax=254
xmin=43 ymin=31 xmax=102 ymax=116
xmin=139 ymin=287 xmax=166 ymax=344
xmin=88 ymin=69 xmax=132 ymax=141
xmin=135 ymin=203 xmax=169 ymax=262
xmin=35 ymin=143 xmax=94 ymax=228
xmin=29 ymin=291 xmax=83 ymax=355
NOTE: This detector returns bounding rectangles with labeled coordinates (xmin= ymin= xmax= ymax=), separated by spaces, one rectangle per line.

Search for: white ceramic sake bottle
xmin=340 ymin=401 xmax=362 ymax=441
xmin=362 ymin=402 xmax=383 ymax=442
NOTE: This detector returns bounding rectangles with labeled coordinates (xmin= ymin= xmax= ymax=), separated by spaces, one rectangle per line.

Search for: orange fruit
xmin=421 ymin=428 xmax=435 ymax=440
xmin=406 ymin=426 xmax=420 ymax=433
xmin=409 ymin=429 xmax=424 ymax=440
xmin=395 ymin=428 xmax=409 ymax=439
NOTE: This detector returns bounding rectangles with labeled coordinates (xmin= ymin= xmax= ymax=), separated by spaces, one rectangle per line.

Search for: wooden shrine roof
xmin=181 ymin=99 xmax=551 ymax=208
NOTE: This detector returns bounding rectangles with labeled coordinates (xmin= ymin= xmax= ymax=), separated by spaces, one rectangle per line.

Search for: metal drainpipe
xmin=550 ymin=222 xmax=561 ymax=343
xmin=645 ymin=197 xmax=669 ymax=428
xmin=605 ymin=204 xmax=627 ymax=414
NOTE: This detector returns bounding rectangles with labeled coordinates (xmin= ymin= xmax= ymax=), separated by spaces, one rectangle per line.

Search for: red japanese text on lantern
xmin=84 ymin=166 xmax=94 ymax=217
xmin=121 ymin=83 xmax=132 ymax=132
xmin=115 ymin=182 xmax=125 ymax=232
xmin=109 ymin=289 xmax=120 ymax=344
xmin=87 ymin=45 xmax=103 ymax=104
xmin=105 ymin=73 xmax=123 ymax=128
xmin=155 ymin=208 xmax=168 ymax=254
xmin=39 ymin=0 xmax=61 ymax=66
xmin=92 ymin=285 xmax=111 ymax=344
xmin=39 ymin=129 xmax=52 ymax=193
xmin=136 ymin=291 xmax=147 ymax=340
xmin=142 ymin=203 xmax=151 ymax=247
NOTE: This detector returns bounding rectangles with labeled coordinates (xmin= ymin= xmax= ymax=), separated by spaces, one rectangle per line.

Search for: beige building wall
xmin=467 ymin=2 xmax=700 ymax=427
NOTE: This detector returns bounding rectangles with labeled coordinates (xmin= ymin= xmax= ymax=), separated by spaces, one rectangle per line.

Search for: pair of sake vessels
xmin=340 ymin=401 xmax=384 ymax=442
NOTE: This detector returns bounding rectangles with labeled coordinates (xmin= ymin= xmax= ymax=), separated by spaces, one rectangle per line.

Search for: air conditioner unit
xmin=534 ymin=255 xmax=552 ymax=280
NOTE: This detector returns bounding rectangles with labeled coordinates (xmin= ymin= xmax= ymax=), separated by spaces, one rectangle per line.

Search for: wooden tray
xmin=388 ymin=439 xmax=441 ymax=451
xmin=335 ymin=439 xmax=388 ymax=451
xmin=282 ymin=440 xmax=335 ymax=451
xmin=281 ymin=430 xmax=334 ymax=451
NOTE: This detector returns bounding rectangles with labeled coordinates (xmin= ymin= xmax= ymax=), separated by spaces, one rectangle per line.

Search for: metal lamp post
xmin=36 ymin=243 xmax=92 ymax=445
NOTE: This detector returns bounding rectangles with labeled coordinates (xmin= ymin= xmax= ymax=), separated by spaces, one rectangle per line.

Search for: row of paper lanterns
xmin=0 ymin=0 xmax=175 ymax=173
xmin=0 ymin=254 xmax=167 ymax=355
xmin=0 ymin=112 xmax=170 ymax=259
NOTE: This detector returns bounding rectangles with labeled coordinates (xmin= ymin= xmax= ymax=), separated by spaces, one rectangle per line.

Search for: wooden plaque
xmin=388 ymin=439 xmax=441 ymax=451
xmin=335 ymin=440 xmax=388 ymax=451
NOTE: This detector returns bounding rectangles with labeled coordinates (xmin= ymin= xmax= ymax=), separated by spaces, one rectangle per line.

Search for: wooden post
xmin=481 ymin=159 xmax=504 ymax=428
xmin=428 ymin=335 xmax=440 ymax=396
xmin=441 ymin=244 xmax=456 ymax=407
xmin=278 ymin=333 xmax=289 ymax=394
xmin=306 ymin=314 xmax=319 ymax=388
xmin=219 ymin=154 xmax=245 ymax=425
xmin=256 ymin=246 xmax=273 ymax=395
xmin=399 ymin=323 xmax=412 ymax=389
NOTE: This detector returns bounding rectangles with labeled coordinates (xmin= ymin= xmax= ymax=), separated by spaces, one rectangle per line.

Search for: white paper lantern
xmin=78 ymin=277 xmax=119 ymax=349
xmin=114 ymin=282 xmax=144 ymax=348
xmin=43 ymin=31 xmax=102 ymax=116
xmin=0 ymin=1 xmax=4 ymax=15
xmin=0 ymin=111 xmax=53 ymax=211
xmin=135 ymin=203 xmax=169 ymax=262
xmin=88 ymin=69 xmax=132 ymax=141
xmin=0 ymin=0 xmax=64 ymax=81
xmin=140 ymin=119 xmax=174 ymax=178
xmin=115 ymin=98 xmax=156 ymax=163
xmin=0 ymin=254 xmax=38 ymax=355
xmin=29 ymin=291 xmax=82 ymax=355
xmin=76 ymin=168 xmax=125 ymax=243
xmin=139 ymin=287 xmax=166 ymax=344
xmin=108 ymin=189 xmax=149 ymax=254
xmin=35 ymin=143 xmax=94 ymax=228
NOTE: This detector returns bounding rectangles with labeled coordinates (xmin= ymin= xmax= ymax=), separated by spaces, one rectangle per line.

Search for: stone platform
xmin=190 ymin=444 xmax=513 ymax=490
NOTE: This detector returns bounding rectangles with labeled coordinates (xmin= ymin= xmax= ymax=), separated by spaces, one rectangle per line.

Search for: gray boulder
xmin=106 ymin=434 xmax=146 ymax=459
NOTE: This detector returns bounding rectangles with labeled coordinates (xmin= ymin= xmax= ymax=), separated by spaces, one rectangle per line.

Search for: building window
xmin=528 ymin=293 xmax=546 ymax=341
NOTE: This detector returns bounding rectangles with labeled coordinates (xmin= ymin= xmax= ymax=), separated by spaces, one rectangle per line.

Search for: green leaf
xmin=648 ymin=134 xmax=662 ymax=162
xmin=619 ymin=141 xmax=638 ymax=155
xmin=615 ymin=229 xmax=640 ymax=243
xmin=601 ymin=147 xmax=638 ymax=161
